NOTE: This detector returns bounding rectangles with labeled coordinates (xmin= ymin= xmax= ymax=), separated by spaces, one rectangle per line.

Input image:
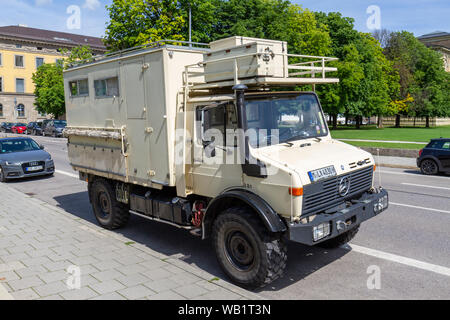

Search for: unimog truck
xmin=63 ymin=36 xmax=389 ymax=288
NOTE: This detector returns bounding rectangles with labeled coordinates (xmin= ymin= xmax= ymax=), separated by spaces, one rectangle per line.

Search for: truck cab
xmin=64 ymin=36 xmax=389 ymax=289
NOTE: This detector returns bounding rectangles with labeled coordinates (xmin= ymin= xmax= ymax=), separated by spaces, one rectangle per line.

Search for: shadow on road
xmin=53 ymin=191 xmax=349 ymax=292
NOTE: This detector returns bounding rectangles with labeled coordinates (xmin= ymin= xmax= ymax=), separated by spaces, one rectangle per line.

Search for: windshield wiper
xmin=314 ymin=137 xmax=322 ymax=142
xmin=281 ymin=142 xmax=294 ymax=147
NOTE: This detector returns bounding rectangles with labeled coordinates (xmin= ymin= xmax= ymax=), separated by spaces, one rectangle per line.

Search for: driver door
xmin=191 ymin=102 xmax=243 ymax=197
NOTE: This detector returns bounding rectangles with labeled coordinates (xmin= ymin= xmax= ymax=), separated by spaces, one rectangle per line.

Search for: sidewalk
xmin=0 ymin=183 xmax=262 ymax=300
xmin=338 ymin=138 xmax=426 ymax=145
xmin=375 ymin=155 xmax=418 ymax=169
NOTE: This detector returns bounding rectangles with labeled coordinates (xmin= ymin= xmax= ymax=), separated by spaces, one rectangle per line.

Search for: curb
xmin=0 ymin=183 xmax=264 ymax=301
xmin=378 ymin=164 xmax=418 ymax=170
xmin=0 ymin=283 xmax=14 ymax=300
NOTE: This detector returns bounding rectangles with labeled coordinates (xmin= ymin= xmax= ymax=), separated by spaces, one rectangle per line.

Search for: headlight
xmin=5 ymin=161 xmax=20 ymax=166
xmin=313 ymin=222 xmax=331 ymax=242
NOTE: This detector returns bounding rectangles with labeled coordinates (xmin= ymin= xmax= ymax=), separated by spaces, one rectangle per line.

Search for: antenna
xmin=188 ymin=3 xmax=192 ymax=48
xmin=377 ymin=148 xmax=382 ymax=187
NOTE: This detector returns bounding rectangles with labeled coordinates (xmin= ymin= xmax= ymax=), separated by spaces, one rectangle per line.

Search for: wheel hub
xmin=226 ymin=231 xmax=255 ymax=271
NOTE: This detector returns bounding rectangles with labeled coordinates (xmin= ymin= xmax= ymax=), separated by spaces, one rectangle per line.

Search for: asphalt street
xmin=1 ymin=133 xmax=449 ymax=300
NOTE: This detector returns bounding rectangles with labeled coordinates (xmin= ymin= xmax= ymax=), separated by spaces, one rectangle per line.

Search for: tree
xmin=60 ymin=45 xmax=94 ymax=69
xmin=385 ymin=31 xmax=449 ymax=127
xmin=32 ymin=63 xmax=65 ymax=118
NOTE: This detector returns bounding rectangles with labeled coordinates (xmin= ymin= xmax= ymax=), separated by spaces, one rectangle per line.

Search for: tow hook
xmin=336 ymin=219 xmax=353 ymax=231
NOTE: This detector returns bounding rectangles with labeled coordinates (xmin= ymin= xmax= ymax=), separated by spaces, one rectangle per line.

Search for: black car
xmin=42 ymin=120 xmax=67 ymax=138
xmin=1 ymin=122 xmax=14 ymax=133
xmin=26 ymin=122 xmax=43 ymax=136
xmin=417 ymin=138 xmax=450 ymax=175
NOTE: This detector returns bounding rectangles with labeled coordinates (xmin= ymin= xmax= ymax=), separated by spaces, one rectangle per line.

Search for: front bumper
xmin=288 ymin=188 xmax=388 ymax=246
xmin=2 ymin=160 xmax=55 ymax=180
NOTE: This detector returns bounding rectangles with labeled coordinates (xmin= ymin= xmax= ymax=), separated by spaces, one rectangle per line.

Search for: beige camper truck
xmin=63 ymin=36 xmax=389 ymax=288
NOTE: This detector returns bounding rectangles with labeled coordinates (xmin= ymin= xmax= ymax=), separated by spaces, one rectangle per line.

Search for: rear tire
xmin=420 ymin=159 xmax=439 ymax=175
xmin=317 ymin=226 xmax=360 ymax=249
xmin=212 ymin=207 xmax=287 ymax=289
xmin=89 ymin=178 xmax=130 ymax=230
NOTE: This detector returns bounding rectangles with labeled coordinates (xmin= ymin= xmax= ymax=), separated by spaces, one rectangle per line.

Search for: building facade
xmin=418 ymin=31 xmax=450 ymax=72
xmin=0 ymin=25 xmax=106 ymax=124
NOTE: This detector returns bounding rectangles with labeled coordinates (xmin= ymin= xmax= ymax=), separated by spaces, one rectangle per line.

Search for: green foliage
xmin=60 ymin=45 xmax=94 ymax=69
xmin=32 ymin=63 xmax=65 ymax=118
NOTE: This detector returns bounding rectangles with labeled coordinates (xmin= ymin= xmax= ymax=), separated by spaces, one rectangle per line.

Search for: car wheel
xmin=0 ymin=167 xmax=7 ymax=183
xmin=420 ymin=159 xmax=439 ymax=175
xmin=89 ymin=179 xmax=130 ymax=230
xmin=212 ymin=207 xmax=287 ymax=289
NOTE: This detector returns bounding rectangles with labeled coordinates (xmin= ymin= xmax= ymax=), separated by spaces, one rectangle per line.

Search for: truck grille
xmin=302 ymin=166 xmax=373 ymax=215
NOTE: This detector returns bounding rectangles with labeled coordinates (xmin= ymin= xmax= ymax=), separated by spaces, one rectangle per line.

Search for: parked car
xmin=26 ymin=122 xmax=43 ymax=136
xmin=11 ymin=123 xmax=28 ymax=134
xmin=1 ymin=122 xmax=14 ymax=133
xmin=417 ymin=138 xmax=450 ymax=175
xmin=0 ymin=137 xmax=55 ymax=182
xmin=42 ymin=120 xmax=67 ymax=138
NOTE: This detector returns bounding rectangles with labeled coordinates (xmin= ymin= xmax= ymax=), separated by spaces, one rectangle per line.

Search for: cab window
xmin=200 ymin=102 xmax=238 ymax=147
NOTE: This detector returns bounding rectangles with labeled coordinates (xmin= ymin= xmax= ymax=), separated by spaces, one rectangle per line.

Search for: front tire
xmin=0 ymin=167 xmax=7 ymax=182
xmin=317 ymin=226 xmax=360 ymax=249
xmin=420 ymin=159 xmax=439 ymax=175
xmin=89 ymin=178 xmax=130 ymax=230
xmin=212 ymin=207 xmax=287 ymax=289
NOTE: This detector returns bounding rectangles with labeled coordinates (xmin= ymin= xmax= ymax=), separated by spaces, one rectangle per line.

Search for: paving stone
xmin=0 ymin=270 xmax=20 ymax=282
xmin=61 ymin=287 xmax=98 ymax=300
xmin=173 ymin=283 xmax=209 ymax=299
xmin=38 ymin=270 xmax=68 ymax=284
xmin=141 ymin=268 xmax=173 ymax=281
xmin=118 ymin=285 xmax=155 ymax=300
xmin=33 ymin=281 xmax=68 ymax=297
xmin=14 ymin=265 xmax=46 ymax=278
xmin=148 ymin=290 xmax=186 ymax=300
xmin=11 ymin=288 xmax=40 ymax=300
xmin=37 ymin=295 xmax=64 ymax=300
xmin=200 ymin=289 xmax=242 ymax=300
xmin=115 ymin=264 xmax=147 ymax=276
xmin=21 ymin=256 xmax=52 ymax=267
xmin=169 ymin=272 xmax=201 ymax=286
xmin=116 ymin=273 xmax=150 ymax=287
xmin=144 ymin=278 xmax=180 ymax=293
xmin=90 ymin=279 xmax=125 ymax=295
xmin=8 ymin=275 xmax=45 ymax=291
xmin=91 ymin=269 xmax=123 ymax=282
xmin=91 ymin=259 xmax=123 ymax=271
xmin=44 ymin=260 xmax=72 ymax=272
xmin=90 ymin=292 xmax=126 ymax=300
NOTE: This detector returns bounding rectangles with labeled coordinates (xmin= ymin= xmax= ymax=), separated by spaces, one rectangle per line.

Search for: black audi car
xmin=417 ymin=138 xmax=450 ymax=175
xmin=1 ymin=122 xmax=14 ymax=133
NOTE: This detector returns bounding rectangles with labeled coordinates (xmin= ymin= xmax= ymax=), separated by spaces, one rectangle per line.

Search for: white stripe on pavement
xmin=379 ymin=170 xmax=450 ymax=180
xmin=55 ymin=170 xmax=79 ymax=179
xmin=401 ymin=183 xmax=450 ymax=191
xmin=390 ymin=202 xmax=450 ymax=214
xmin=349 ymin=244 xmax=450 ymax=277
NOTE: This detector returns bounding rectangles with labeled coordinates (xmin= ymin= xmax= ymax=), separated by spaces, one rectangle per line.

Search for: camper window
xmin=94 ymin=77 xmax=119 ymax=98
xmin=69 ymin=79 xmax=89 ymax=97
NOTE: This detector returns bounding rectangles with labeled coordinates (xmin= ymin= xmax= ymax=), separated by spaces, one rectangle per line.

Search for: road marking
xmin=349 ymin=244 xmax=450 ymax=277
xmin=390 ymin=202 xmax=450 ymax=214
xmin=380 ymin=170 xmax=450 ymax=180
xmin=55 ymin=170 xmax=78 ymax=179
xmin=401 ymin=183 xmax=450 ymax=191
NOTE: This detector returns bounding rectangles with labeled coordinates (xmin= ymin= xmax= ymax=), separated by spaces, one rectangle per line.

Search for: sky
xmin=0 ymin=0 xmax=448 ymax=39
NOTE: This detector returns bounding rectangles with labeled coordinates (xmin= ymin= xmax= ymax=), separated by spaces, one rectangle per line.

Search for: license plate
xmin=25 ymin=166 xmax=43 ymax=172
xmin=308 ymin=166 xmax=337 ymax=182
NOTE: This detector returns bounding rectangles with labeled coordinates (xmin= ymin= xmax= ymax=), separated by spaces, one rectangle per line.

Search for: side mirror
xmin=40 ymin=145 xmax=45 ymax=150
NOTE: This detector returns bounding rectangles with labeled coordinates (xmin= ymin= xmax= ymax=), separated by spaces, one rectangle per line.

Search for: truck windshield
xmin=245 ymin=94 xmax=328 ymax=148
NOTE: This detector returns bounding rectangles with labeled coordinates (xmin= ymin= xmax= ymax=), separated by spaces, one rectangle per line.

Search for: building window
xmin=17 ymin=104 xmax=25 ymax=117
xmin=15 ymin=55 xmax=24 ymax=68
xmin=94 ymin=77 xmax=120 ymax=98
xmin=16 ymin=44 xmax=22 ymax=49
xmin=16 ymin=78 xmax=25 ymax=93
xmin=0 ymin=104 xmax=3 ymax=117
xmin=37 ymin=47 xmax=43 ymax=51
xmin=36 ymin=57 xmax=44 ymax=69
xmin=0 ymin=77 xmax=3 ymax=92
xmin=0 ymin=53 xmax=2 ymax=66
xmin=69 ymin=79 xmax=89 ymax=97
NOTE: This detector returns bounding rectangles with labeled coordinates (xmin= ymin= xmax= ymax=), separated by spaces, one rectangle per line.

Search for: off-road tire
xmin=89 ymin=178 xmax=130 ymax=230
xmin=317 ymin=225 xmax=360 ymax=249
xmin=0 ymin=167 xmax=6 ymax=183
xmin=212 ymin=207 xmax=287 ymax=289
xmin=420 ymin=159 xmax=439 ymax=175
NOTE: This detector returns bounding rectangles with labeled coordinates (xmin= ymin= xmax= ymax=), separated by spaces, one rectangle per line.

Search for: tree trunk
xmin=356 ymin=116 xmax=361 ymax=129
xmin=395 ymin=114 xmax=401 ymax=128
xmin=426 ymin=116 xmax=430 ymax=128
xmin=332 ymin=114 xmax=338 ymax=130
xmin=377 ymin=115 xmax=384 ymax=128
xmin=345 ymin=115 xmax=349 ymax=126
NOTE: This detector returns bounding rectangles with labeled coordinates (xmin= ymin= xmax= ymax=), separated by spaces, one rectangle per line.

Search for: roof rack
xmin=67 ymin=39 xmax=209 ymax=69
xmin=183 ymin=51 xmax=339 ymax=95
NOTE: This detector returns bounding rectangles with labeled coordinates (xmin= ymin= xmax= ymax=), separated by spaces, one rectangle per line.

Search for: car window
xmin=442 ymin=142 xmax=450 ymax=150
xmin=428 ymin=141 xmax=443 ymax=149
xmin=0 ymin=139 xmax=41 ymax=153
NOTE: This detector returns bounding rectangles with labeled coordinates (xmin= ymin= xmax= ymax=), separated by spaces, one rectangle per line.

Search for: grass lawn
xmin=344 ymin=141 xmax=426 ymax=150
xmin=330 ymin=125 xmax=450 ymax=142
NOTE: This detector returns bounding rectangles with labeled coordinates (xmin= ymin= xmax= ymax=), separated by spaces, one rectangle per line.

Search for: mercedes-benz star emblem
xmin=338 ymin=177 xmax=351 ymax=197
